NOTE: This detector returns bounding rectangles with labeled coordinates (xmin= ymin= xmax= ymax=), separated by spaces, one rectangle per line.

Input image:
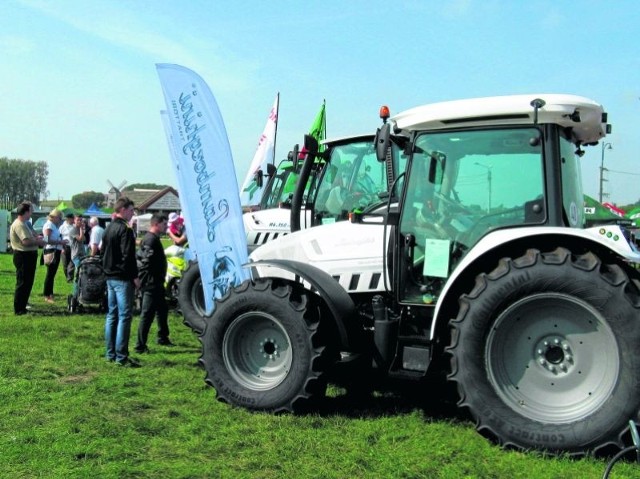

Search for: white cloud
xmin=16 ymin=0 xmax=258 ymax=92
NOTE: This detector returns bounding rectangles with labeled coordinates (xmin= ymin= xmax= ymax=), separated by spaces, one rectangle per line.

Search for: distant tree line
xmin=71 ymin=191 xmax=106 ymax=210
xmin=0 ymin=157 xmax=174 ymax=211
xmin=70 ymin=184 xmax=171 ymax=209
xmin=0 ymin=157 xmax=48 ymax=210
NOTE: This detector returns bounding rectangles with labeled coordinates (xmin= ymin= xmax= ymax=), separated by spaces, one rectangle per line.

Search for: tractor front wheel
xmin=200 ymin=279 xmax=331 ymax=412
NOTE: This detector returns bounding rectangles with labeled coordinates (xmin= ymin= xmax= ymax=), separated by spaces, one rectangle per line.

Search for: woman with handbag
xmin=41 ymin=209 xmax=68 ymax=303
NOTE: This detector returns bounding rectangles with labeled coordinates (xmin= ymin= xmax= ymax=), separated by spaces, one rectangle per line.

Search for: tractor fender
xmin=431 ymin=225 xmax=640 ymax=340
xmin=245 ymin=259 xmax=357 ymax=351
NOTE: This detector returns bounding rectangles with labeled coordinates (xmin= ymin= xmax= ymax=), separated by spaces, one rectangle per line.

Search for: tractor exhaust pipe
xmin=372 ymin=295 xmax=397 ymax=371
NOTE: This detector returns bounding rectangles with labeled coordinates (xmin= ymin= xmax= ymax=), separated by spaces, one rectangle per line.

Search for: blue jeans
xmin=105 ymin=279 xmax=134 ymax=363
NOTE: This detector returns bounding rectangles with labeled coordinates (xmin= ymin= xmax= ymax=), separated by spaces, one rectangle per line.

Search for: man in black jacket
xmin=134 ymin=213 xmax=174 ymax=353
xmin=102 ymin=196 xmax=140 ymax=367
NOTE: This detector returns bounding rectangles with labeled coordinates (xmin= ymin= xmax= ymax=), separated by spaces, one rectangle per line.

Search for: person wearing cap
xmin=167 ymin=212 xmax=187 ymax=246
xmin=58 ymin=211 xmax=75 ymax=282
xmin=41 ymin=208 xmax=68 ymax=303
xmin=10 ymin=201 xmax=46 ymax=315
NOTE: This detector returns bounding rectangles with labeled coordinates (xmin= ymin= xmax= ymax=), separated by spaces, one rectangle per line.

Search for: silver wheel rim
xmin=223 ymin=312 xmax=293 ymax=390
xmin=486 ymin=292 xmax=619 ymax=423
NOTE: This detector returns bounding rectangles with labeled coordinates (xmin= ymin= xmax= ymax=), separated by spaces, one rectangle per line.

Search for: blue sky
xmin=2 ymin=0 xmax=639 ymax=205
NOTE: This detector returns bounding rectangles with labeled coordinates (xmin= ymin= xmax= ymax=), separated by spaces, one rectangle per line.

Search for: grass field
xmin=0 ymin=252 xmax=637 ymax=478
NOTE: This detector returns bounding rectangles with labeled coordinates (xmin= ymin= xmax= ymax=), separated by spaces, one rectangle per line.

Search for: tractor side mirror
xmin=291 ymin=144 xmax=299 ymax=170
xmin=254 ymin=168 xmax=264 ymax=188
xmin=303 ymin=134 xmax=318 ymax=156
xmin=375 ymin=123 xmax=391 ymax=162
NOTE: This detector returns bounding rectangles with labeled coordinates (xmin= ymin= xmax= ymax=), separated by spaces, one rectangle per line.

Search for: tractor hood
xmin=243 ymin=208 xmax=291 ymax=233
xmin=249 ymin=220 xmax=389 ymax=294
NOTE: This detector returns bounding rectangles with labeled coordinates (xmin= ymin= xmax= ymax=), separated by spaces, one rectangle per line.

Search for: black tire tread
xmin=200 ymin=278 xmax=331 ymax=413
xmin=447 ymin=247 xmax=640 ymax=455
xmin=178 ymin=260 xmax=206 ymax=334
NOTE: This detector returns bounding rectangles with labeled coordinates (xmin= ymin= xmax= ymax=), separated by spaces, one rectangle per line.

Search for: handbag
xmin=43 ymin=250 xmax=55 ymax=266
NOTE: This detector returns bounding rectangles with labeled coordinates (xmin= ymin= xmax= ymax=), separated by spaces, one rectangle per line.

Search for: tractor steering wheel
xmin=434 ymin=192 xmax=473 ymax=216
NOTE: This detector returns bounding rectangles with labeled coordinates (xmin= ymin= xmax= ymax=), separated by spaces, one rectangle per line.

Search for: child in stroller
xmin=68 ymin=256 xmax=107 ymax=313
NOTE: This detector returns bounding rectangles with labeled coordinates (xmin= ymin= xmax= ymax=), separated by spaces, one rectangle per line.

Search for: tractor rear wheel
xmin=448 ymin=247 xmax=640 ymax=454
xmin=200 ymin=279 xmax=331 ymax=412
xmin=178 ymin=260 xmax=207 ymax=334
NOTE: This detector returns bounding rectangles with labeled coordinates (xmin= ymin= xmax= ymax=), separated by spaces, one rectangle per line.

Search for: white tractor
xmin=198 ymin=94 xmax=640 ymax=455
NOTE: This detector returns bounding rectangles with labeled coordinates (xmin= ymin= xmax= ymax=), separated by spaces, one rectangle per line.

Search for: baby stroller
xmin=67 ymin=256 xmax=107 ymax=313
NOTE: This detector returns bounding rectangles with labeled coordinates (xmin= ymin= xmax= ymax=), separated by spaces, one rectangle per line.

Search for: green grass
xmin=0 ymin=253 xmax=637 ymax=478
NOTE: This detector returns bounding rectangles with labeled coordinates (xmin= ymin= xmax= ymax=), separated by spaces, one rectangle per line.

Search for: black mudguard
xmin=246 ymin=259 xmax=357 ymax=351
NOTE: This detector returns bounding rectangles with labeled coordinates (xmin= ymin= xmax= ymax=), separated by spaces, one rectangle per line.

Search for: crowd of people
xmin=8 ymin=198 xmax=184 ymax=368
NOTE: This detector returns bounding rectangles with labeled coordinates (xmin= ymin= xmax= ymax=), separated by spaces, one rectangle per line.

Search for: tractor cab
xmin=258 ymin=160 xmax=296 ymax=210
xmin=257 ymin=151 xmax=324 ymax=212
xmin=381 ymin=95 xmax=603 ymax=305
xmin=287 ymin=132 xmax=408 ymax=232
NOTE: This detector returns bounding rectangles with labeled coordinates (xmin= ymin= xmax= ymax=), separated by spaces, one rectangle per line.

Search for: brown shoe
xmin=44 ymin=296 xmax=55 ymax=304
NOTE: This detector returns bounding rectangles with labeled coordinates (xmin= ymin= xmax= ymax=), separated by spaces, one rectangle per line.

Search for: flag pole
xmin=322 ymin=98 xmax=326 ymax=140
xmin=272 ymin=92 xmax=280 ymax=166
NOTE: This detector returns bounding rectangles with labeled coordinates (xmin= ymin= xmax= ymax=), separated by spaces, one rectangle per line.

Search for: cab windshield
xmin=399 ymin=127 xmax=546 ymax=302
xmin=314 ymin=139 xmax=407 ymax=223
xmin=260 ymin=161 xmax=298 ymax=209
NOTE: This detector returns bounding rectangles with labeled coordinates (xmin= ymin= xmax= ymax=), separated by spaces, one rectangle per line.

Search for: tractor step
xmin=389 ymin=343 xmax=431 ymax=378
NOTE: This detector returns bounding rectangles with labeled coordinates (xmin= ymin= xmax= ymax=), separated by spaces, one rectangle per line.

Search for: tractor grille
xmin=248 ymin=231 xmax=289 ymax=247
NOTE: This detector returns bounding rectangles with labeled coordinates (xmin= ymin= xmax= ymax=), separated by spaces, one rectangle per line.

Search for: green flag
xmin=583 ymin=194 xmax=620 ymax=224
xmin=625 ymin=206 xmax=640 ymax=227
xmin=309 ymin=100 xmax=326 ymax=151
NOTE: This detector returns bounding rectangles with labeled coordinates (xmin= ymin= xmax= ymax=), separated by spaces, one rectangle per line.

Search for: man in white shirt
xmin=58 ymin=212 xmax=75 ymax=282
xmin=89 ymin=216 xmax=105 ymax=256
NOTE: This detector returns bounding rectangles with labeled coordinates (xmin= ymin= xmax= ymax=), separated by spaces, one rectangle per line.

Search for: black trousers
xmin=61 ymin=245 xmax=74 ymax=281
xmin=13 ymin=250 xmax=38 ymax=314
xmin=42 ymin=249 xmax=62 ymax=297
xmin=136 ymin=287 xmax=169 ymax=349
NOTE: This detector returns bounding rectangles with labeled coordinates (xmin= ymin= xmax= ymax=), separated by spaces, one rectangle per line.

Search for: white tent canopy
xmin=133 ymin=213 xmax=152 ymax=236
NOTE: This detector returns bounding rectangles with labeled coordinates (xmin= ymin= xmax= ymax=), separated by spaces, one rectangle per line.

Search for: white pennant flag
xmin=239 ymin=93 xmax=279 ymax=208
